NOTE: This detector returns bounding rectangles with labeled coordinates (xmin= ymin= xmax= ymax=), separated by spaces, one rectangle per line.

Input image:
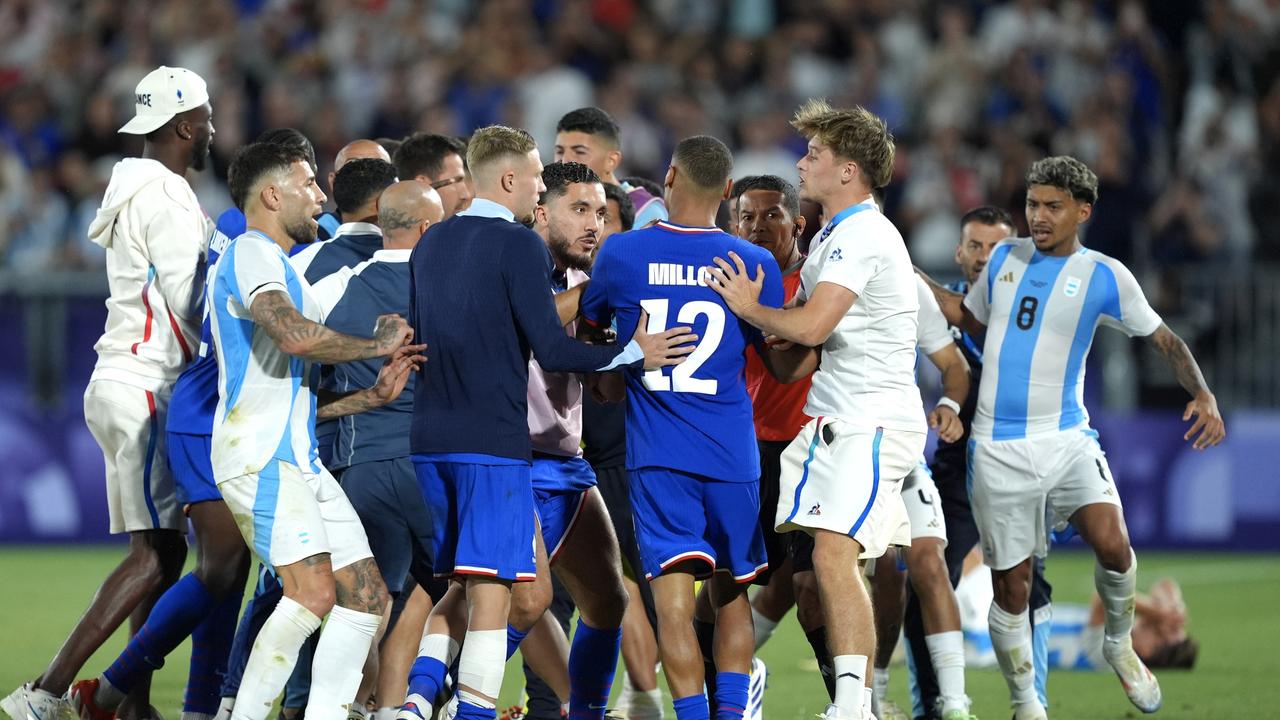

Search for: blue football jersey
xmin=580 ymin=221 xmax=784 ymax=482
xmin=166 ymin=207 xmax=245 ymax=436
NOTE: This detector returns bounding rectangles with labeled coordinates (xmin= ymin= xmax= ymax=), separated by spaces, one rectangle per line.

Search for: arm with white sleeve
xmin=916 ymin=276 xmax=970 ymax=443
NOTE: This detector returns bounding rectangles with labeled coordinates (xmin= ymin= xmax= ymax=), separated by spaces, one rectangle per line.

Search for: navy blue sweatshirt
xmin=409 ymin=199 xmax=640 ymax=461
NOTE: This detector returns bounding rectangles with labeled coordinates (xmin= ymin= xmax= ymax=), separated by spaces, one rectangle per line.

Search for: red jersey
xmin=745 ymin=266 xmax=813 ymax=441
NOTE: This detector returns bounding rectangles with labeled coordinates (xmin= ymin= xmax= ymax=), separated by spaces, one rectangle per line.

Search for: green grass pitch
xmin=2 ymin=548 xmax=1278 ymax=719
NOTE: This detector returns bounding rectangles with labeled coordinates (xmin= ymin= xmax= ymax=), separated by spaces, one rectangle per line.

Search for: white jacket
xmin=88 ymin=158 xmax=209 ymax=391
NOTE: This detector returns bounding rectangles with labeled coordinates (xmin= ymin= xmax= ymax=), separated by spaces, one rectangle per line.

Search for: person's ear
xmin=260 ymin=183 xmax=281 ymax=212
xmin=502 ymin=170 xmax=517 ymax=194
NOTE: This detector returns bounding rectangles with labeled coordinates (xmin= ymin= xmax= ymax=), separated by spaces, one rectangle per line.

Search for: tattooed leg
xmin=335 ymin=557 xmax=390 ymax=615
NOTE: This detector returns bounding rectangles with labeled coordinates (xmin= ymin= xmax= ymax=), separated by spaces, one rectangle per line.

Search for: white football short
xmin=219 ymin=459 xmax=372 ymax=571
xmin=84 ymin=379 xmax=183 ymax=534
xmin=776 ymin=417 xmax=924 ymax=560
xmin=903 ymin=462 xmax=947 ymax=544
xmin=969 ymin=427 xmax=1122 ymax=570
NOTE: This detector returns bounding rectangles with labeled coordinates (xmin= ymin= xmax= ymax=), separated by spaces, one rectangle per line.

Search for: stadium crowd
xmin=0 ymin=3 xmax=1251 ymax=720
xmin=1 ymin=0 xmax=1279 ymax=276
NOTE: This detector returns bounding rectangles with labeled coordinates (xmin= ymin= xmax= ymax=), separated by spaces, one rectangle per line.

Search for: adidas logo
xmin=998 ymin=271 xmax=1015 ymax=283
xmin=807 ymin=503 xmax=822 ymax=516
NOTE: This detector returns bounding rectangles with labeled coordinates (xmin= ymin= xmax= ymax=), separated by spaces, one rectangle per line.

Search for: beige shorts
xmin=776 ymin=417 xmax=924 ymax=560
xmin=969 ymin=428 xmax=1123 ymax=570
xmin=219 ymin=459 xmax=372 ymax=571
xmin=84 ymin=379 xmax=183 ymax=534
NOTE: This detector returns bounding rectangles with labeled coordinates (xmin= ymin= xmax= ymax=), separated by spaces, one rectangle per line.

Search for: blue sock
xmin=672 ymin=694 xmax=710 ymax=720
xmin=713 ymin=672 xmax=749 ymax=720
xmin=183 ymin=588 xmax=242 ymax=713
xmin=506 ymin=624 xmax=530 ymax=660
xmin=408 ymin=655 xmax=451 ymax=703
xmin=456 ymin=700 xmax=497 ymax=720
xmin=1032 ymin=603 xmax=1052 ymax=708
xmin=104 ymin=573 xmax=215 ymax=693
xmin=567 ymin=620 xmax=621 ymax=720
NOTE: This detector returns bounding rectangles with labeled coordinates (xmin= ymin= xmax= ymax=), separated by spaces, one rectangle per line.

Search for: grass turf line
xmin=0 ymin=548 xmax=1277 ymax=718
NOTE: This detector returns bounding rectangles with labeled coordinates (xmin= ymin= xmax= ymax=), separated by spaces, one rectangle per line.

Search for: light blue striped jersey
xmin=209 ymin=231 xmax=336 ymax=481
xmin=963 ymin=238 xmax=1161 ymax=441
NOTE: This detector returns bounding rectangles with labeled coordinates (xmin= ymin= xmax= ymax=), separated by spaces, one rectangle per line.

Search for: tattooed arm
xmin=249 ymin=290 xmax=412 ymax=364
xmin=316 ymin=342 xmax=427 ymax=419
xmin=1146 ymin=323 xmax=1226 ymax=449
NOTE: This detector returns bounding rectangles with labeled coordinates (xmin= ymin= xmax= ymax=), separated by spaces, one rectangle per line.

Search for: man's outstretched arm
xmin=915 ymin=268 xmax=986 ymax=338
xmin=250 ymin=290 xmax=411 ymax=364
xmin=1146 ymin=323 xmax=1225 ymax=449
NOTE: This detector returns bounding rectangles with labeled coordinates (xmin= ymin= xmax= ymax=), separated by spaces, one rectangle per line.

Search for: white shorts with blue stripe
xmin=85 ymin=378 xmax=183 ymax=534
xmin=219 ymin=458 xmax=372 ymax=571
xmin=968 ymin=426 xmax=1122 ymax=571
xmin=776 ymin=416 xmax=925 ymax=560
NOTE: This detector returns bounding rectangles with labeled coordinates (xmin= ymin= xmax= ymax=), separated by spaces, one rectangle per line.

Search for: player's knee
xmin=992 ymin=573 xmax=1031 ymax=613
xmin=907 ymin=543 xmax=949 ymax=596
xmin=510 ymin=582 xmax=551 ymax=630
xmin=127 ymin=529 xmax=186 ymax=586
xmin=792 ymin=571 xmax=824 ymax=631
xmin=196 ymin=538 xmax=250 ymax=598
xmin=291 ymin=581 xmax=337 ymax=619
xmin=588 ymin=579 xmax=629 ymax=628
xmin=1095 ymin=538 xmax=1133 ymax=573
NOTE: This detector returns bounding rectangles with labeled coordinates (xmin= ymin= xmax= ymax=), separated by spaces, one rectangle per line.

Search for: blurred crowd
xmin=1 ymin=0 xmax=1278 ymax=280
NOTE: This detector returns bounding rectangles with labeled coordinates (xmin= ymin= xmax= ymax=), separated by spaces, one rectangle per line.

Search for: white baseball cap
xmin=118 ymin=66 xmax=210 ymax=135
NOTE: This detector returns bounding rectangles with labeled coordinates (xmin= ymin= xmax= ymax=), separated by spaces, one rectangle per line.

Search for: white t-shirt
xmin=915 ymin=274 xmax=954 ymax=355
xmin=964 ymin=238 xmax=1163 ymax=440
xmin=210 ymin=231 xmax=341 ymax=482
xmin=798 ymin=201 xmax=927 ymax=433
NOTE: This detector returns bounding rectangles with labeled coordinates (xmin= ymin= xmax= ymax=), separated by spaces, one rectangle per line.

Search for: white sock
xmin=374 ymin=707 xmax=399 ymax=720
xmin=925 ymin=631 xmax=967 ymax=711
xmin=231 ymin=597 xmax=322 ymax=720
xmin=862 ymin=687 xmax=873 ymax=718
xmin=456 ymin=629 xmax=506 ymax=709
xmin=871 ymin=667 xmax=889 ymax=711
xmin=309 ymin=605 xmax=384 ymax=720
xmin=1095 ymin=550 xmax=1137 ymax=641
xmin=214 ymin=696 xmax=235 ymax=720
xmin=832 ymin=654 xmax=868 ymax=718
xmin=988 ymin=603 xmax=1038 ymax=708
xmin=93 ymin=676 xmax=126 ymax=710
xmin=629 ymin=687 xmax=664 ymax=720
xmin=420 ymin=632 xmax=462 ymax=665
xmin=751 ymin=607 xmax=779 ymax=650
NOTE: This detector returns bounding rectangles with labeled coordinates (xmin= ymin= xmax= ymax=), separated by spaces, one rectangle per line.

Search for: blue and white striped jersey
xmin=963 ymin=238 xmax=1162 ymax=441
xmin=209 ymin=231 xmax=347 ymax=481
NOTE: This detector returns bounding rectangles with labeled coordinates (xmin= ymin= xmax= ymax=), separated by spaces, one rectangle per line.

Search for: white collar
xmin=332 ymin=221 xmax=383 ymax=238
xmin=372 ymin=248 xmax=411 ymax=263
xmin=458 ymin=197 xmax=516 ymax=222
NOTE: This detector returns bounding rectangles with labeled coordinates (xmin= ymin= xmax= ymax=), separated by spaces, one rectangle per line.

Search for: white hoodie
xmin=88 ymin=157 xmax=209 ymax=391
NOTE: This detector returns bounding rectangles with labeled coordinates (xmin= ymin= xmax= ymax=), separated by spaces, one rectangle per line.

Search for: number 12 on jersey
xmin=640 ymin=298 xmax=724 ymax=394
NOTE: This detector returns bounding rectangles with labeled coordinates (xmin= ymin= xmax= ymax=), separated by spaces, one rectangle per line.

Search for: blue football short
xmin=339 ymin=457 xmax=436 ymax=594
xmin=413 ymin=453 xmax=536 ymax=582
xmin=532 ymin=455 xmax=595 ymax=562
xmin=168 ymin=431 xmax=222 ymax=508
xmin=629 ymin=467 xmax=767 ymax=582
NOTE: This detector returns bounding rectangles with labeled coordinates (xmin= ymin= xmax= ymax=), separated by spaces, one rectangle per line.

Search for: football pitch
xmin=3 ymin=548 xmax=1278 ymax=719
